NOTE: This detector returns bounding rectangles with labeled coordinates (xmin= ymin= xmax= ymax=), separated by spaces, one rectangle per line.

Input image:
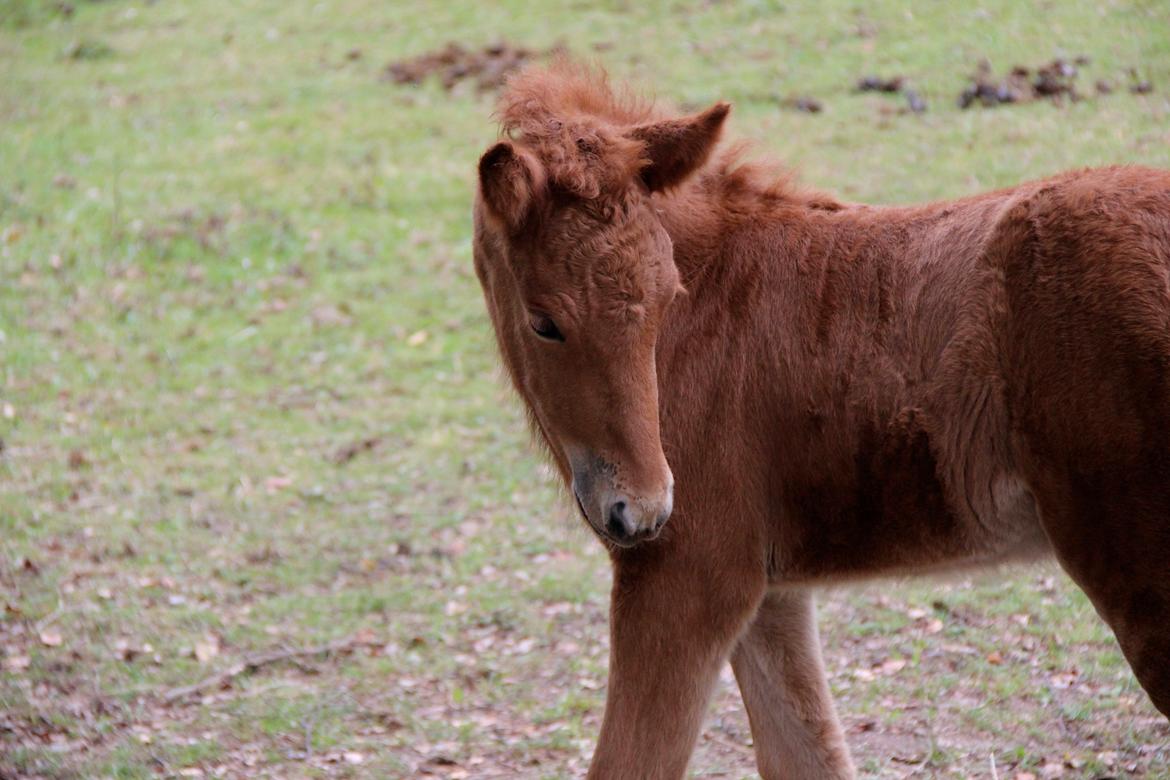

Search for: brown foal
xmin=472 ymin=62 xmax=1170 ymax=779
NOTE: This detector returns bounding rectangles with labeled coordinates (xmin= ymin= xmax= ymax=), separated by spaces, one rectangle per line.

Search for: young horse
xmin=472 ymin=62 xmax=1170 ymax=779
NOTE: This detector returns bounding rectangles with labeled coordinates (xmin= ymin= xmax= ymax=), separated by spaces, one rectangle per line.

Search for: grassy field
xmin=2 ymin=1 xmax=1170 ymax=778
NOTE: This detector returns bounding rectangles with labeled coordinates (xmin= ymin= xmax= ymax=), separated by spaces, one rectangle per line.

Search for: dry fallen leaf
xmin=39 ymin=629 xmax=63 ymax=647
xmin=264 ymin=475 xmax=293 ymax=493
xmin=1040 ymin=760 xmax=1064 ymax=777
xmin=4 ymin=654 xmax=30 ymax=671
xmin=113 ymin=638 xmax=141 ymax=662
xmin=407 ymin=330 xmax=428 ymax=346
xmin=194 ymin=636 xmax=220 ymax=664
xmin=311 ymin=304 xmax=352 ymax=327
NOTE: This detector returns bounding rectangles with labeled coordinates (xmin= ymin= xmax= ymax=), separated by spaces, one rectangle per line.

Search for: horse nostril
xmin=607 ymin=501 xmax=629 ymax=539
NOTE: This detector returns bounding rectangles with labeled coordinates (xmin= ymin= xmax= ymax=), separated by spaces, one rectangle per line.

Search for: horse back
xmin=993 ymin=166 xmax=1170 ymax=497
xmin=768 ymin=167 xmax=1170 ymax=584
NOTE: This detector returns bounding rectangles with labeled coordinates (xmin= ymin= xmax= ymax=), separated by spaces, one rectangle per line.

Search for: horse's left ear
xmin=628 ymin=102 xmax=730 ymax=192
xmin=478 ymin=141 xmax=545 ymax=234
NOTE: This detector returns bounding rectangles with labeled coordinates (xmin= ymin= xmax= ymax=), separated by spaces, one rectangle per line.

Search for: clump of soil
xmin=959 ymin=57 xmax=1092 ymax=108
xmin=1128 ymin=67 xmax=1155 ymax=94
xmin=856 ymin=75 xmax=905 ymax=93
xmin=386 ymin=41 xmax=561 ymax=92
xmin=1100 ymin=69 xmax=1156 ymax=96
xmin=903 ymin=89 xmax=927 ymax=114
xmin=784 ymin=95 xmax=823 ymax=114
xmin=855 ymin=74 xmax=927 ymax=114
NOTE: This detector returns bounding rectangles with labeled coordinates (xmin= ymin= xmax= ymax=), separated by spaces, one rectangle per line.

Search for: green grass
xmin=2 ymin=1 xmax=1169 ymax=777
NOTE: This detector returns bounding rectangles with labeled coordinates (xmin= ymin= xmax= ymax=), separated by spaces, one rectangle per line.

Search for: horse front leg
xmin=587 ymin=544 xmax=765 ymax=780
xmin=730 ymin=589 xmax=854 ymax=780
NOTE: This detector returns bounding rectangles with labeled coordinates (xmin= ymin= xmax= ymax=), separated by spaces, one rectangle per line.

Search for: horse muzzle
xmin=571 ymin=470 xmax=674 ymax=548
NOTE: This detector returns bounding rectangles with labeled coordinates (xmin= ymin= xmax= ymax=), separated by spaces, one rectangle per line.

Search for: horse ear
xmin=477 ymin=141 xmax=544 ymax=234
xmin=628 ymin=102 xmax=730 ymax=192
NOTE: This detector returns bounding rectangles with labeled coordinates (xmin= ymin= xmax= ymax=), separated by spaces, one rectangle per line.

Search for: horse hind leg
xmin=1074 ymin=566 xmax=1170 ymax=718
xmin=730 ymin=590 xmax=855 ymax=779
xmin=1111 ymin=585 xmax=1170 ymax=718
xmin=1034 ymin=486 xmax=1170 ymax=719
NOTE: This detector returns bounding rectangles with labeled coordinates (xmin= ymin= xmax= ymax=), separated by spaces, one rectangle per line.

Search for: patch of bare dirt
xmin=386 ymin=42 xmax=564 ymax=93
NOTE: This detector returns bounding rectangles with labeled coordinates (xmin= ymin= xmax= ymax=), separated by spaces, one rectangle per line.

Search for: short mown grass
xmin=2 ymin=1 xmax=1169 ymax=778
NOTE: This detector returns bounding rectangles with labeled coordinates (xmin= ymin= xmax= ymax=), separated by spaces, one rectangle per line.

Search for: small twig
xmin=282 ymin=643 xmax=322 ymax=675
xmin=989 ymin=753 xmax=1000 ymax=780
xmin=288 ymin=698 xmax=325 ymax=761
xmin=34 ymin=591 xmax=65 ymax=633
xmin=111 ymin=144 xmax=123 ymax=239
xmin=302 ymin=708 xmax=317 ymax=760
xmin=288 ymin=688 xmax=351 ymax=761
xmin=162 ymin=637 xmax=373 ymax=704
xmin=149 ymin=753 xmax=171 ymax=775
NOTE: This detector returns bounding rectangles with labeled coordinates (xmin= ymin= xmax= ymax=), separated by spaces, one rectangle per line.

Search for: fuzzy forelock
xmin=496 ymin=59 xmax=657 ymax=201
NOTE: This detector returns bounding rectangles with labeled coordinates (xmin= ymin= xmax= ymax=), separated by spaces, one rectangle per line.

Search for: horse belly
xmin=771 ymin=421 xmax=1048 ymax=585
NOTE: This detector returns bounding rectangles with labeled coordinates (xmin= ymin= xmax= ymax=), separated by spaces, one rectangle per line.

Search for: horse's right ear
xmin=628 ymin=102 xmax=730 ymax=192
xmin=477 ymin=141 xmax=544 ymax=234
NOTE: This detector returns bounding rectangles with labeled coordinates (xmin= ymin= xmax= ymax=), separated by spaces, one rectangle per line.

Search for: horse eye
xmin=529 ymin=312 xmax=564 ymax=342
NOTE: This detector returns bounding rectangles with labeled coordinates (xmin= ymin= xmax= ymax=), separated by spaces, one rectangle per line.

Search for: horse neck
xmin=653 ymin=185 xmax=739 ymax=290
xmin=653 ymin=180 xmax=796 ymax=344
xmin=650 ymin=180 xmax=805 ymax=424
